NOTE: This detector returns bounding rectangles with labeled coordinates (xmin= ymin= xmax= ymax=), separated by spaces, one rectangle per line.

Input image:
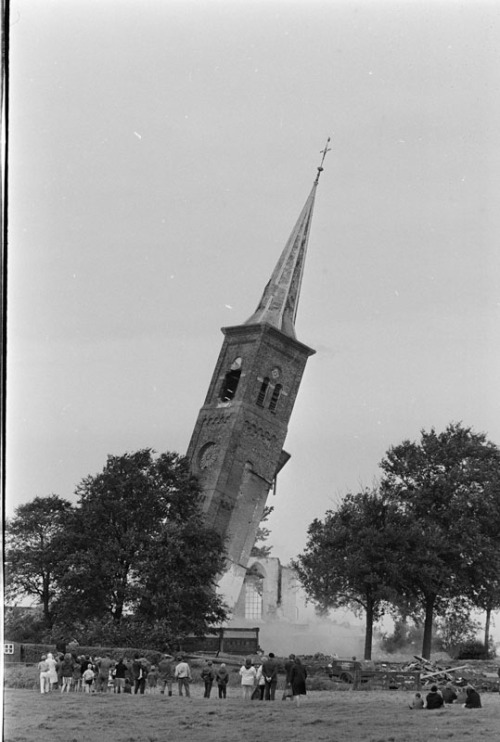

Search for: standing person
xmin=255 ymin=657 xmax=267 ymax=700
xmin=82 ymin=664 xmax=95 ymax=693
xmin=46 ymin=653 xmax=58 ymax=692
xmin=158 ymin=654 xmax=174 ymax=696
xmin=425 ymin=685 xmax=444 ymax=709
xmin=72 ymin=656 xmax=82 ymax=692
xmin=60 ymin=653 xmax=74 ymax=693
xmin=38 ymin=655 xmax=50 ymax=694
xmin=283 ymin=654 xmax=296 ymax=701
xmin=132 ymin=653 xmax=147 ymax=695
xmin=290 ymin=657 xmax=307 ymax=707
xmin=201 ymin=660 xmax=215 ymax=698
xmin=174 ymin=655 xmax=192 ymax=697
xmin=216 ymin=663 xmax=229 ymax=699
xmin=239 ymin=657 xmax=257 ymax=701
xmin=113 ymin=658 xmax=127 ymax=694
xmin=147 ymin=665 xmax=158 ymax=694
xmin=96 ymin=654 xmax=114 ymax=693
xmin=262 ymin=652 xmax=279 ymax=701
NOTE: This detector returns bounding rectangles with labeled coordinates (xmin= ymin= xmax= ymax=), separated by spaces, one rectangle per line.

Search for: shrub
xmin=457 ymin=640 xmax=493 ymax=660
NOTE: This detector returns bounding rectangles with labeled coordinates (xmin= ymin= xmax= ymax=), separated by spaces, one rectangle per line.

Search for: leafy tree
xmin=4 ymin=606 xmax=51 ymax=643
xmin=250 ymin=505 xmax=274 ymax=558
xmin=379 ymin=423 xmax=500 ymax=659
xmin=53 ymin=449 xmax=227 ymax=645
xmin=293 ymin=489 xmax=406 ymax=659
xmin=459 ymin=474 xmax=500 ymax=657
xmin=5 ymin=495 xmax=74 ymax=630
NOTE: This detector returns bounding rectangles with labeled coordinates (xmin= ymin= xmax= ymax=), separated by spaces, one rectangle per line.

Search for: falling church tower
xmin=187 ymin=141 xmax=330 ymax=607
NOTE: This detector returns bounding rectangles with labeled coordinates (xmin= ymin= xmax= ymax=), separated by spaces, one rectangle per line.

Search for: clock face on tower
xmin=198 ymin=442 xmax=219 ymax=470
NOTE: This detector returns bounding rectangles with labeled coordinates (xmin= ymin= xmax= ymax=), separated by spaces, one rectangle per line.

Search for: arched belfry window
xmin=269 ymin=384 xmax=282 ymax=413
xmin=244 ymin=564 xmax=265 ymax=619
xmin=256 ymin=377 xmax=270 ymax=407
xmin=219 ymin=357 xmax=242 ymax=402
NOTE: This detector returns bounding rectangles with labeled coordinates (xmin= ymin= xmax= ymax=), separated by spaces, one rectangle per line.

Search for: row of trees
xmin=294 ymin=424 xmax=500 ymax=659
xmin=5 ymin=450 xmax=228 ymax=648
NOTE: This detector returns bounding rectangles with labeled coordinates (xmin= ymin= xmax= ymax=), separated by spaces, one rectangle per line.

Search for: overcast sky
xmin=7 ymin=1 xmax=500 ymax=567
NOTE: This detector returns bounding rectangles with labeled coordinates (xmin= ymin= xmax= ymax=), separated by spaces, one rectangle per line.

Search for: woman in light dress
xmin=239 ymin=657 xmax=257 ymax=700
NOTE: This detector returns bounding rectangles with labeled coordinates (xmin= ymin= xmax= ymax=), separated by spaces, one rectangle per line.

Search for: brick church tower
xmin=187 ymin=143 xmax=330 ymax=607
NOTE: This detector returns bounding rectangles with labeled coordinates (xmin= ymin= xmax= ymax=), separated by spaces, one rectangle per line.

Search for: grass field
xmin=3 ymin=687 xmax=499 ymax=742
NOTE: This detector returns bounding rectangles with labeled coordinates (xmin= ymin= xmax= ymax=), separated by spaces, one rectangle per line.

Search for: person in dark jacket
xmin=201 ymin=660 xmax=215 ymax=698
xmin=290 ymin=657 xmax=307 ymax=707
xmin=426 ymin=685 xmax=444 ymax=709
xmin=282 ymin=654 xmax=295 ymax=701
xmin=132 ymin=653 xmax=148 ymax=695
xmin=464 ymin=685 xmax=482 ymax=708
xmin=441 ymin=683 xmax=458 ymax=704
xmin=113 ymin=658 xmax=128 ymax=694
xmin=262 ymin=652 xmax=279 ymax=700
xmin=216 ymin=663 xmax=229 ymax=699
xmin=60 ymin=653 xmax=74 ymax=693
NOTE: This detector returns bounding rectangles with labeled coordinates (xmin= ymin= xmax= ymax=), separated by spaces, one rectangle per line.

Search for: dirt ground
xmin=3 ymin=687 xmax=500 ymax=742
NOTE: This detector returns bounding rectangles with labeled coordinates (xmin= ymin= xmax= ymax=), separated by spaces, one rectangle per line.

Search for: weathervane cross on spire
xmin=315 ymin=136 xmax=332 ymax=183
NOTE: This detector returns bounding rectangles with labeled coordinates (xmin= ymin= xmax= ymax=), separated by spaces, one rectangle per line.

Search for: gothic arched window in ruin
xmin=244 ymin=564 xmax=265 ymax=619
xmin=268 ymin=384 xmax=282 ymax=413
xmin=256 ymin=377 xmax=270 ymax=407
xmin=219 ymin=357 xmax=242 ymax=402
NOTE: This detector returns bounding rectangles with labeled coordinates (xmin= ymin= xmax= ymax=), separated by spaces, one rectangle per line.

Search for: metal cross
xmin=315 ymin=136 xmax=332 ymax=182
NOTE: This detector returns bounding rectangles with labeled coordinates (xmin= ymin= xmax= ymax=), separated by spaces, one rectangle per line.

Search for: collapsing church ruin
xmin=186 ymin=143 xmax=330 ymax=615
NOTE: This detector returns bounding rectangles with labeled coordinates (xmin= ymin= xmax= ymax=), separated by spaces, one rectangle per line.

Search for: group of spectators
xmin=36 ymin=652 xmax=196 ymax=696
xmin=36 ymin=650 xmax=307 ymax=703
xmin=237 ymin=653 xmax=307 ymax=706
xmin=409 ymin=683 xmax=482 ymax=710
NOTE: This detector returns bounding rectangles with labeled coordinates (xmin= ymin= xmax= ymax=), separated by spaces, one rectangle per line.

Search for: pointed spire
xmin=245 ymin=139 xmax=330 ymax=339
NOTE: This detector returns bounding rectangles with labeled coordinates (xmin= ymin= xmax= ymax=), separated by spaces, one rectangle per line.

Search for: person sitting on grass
xmin=426 ymin=685 xmax=444 ymax=709
xmin=409 ymin=692 xmax=424 ymax=709
xmin=441 ymin=682 xmax=458 ymax=704
xmin=464 ymin=685 xmax=482 ymax=708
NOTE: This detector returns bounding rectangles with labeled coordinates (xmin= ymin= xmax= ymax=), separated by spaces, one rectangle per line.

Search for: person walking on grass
xmin=174 ymin=655 xmax=192 ymax=697
xmin=239 ymin=657 xmax=257 ymax=701
xmin=290 ymin=657 xmax=307 ymax=708
xmin=216 ymin=663 xmax=229 ymax=699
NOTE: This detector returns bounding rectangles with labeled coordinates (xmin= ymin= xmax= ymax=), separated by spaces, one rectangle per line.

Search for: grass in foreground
xmin=3 ymin=687 xmax=500 ymax=742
